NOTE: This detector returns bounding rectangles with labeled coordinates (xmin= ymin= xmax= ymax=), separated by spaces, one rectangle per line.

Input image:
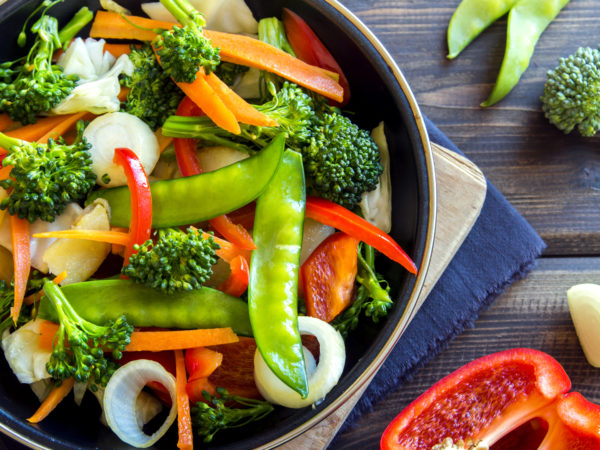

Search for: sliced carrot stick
xmin=118 ymin=86 xmax=131 ymax=102
xmin=0 ymin=114 xmax=15 ymax=132
xmin=175 ymin=349 xmax=193 ymax=450
xmin=33 ymin=229 xmax=130 ymax=246
xmin=4 ymin=115 xmax=67 ymax=142
xmin=27 ymin=378 xmax=75 ymax=423
xmin=89 ymin=11 xmax=172 ymax=41
xmin=204 ymin=72 xmax=278 ymax=127
xmin=0 ymin=165 xmax=12 ymax=181
xmin=204 ymin=30 xmax=344 ymax=102
xmin=196 ymin=229 xmax=252 ymax=264
xmin=38 ymin=320 xmax=59 ymax=351
xmin=103 ymin=42 xmax=136 ymax=58
xmin=10 ymin=215 xmax=30 ymax=324
xmin=126 ymin=328 xmax=238 ymax=352
xmin=38 ymin=111 xmax=91 ymax=144
xmin=155 ymin=129 xmax=174 ymax=154
xmin=52 ymin=271 xmax=68 ymax=285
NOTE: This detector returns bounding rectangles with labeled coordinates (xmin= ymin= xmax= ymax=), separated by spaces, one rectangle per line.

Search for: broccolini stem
xmin=357 ymin=245 xmax=391 ymax=305
xmin=0 ymin=132 xmax=24 ymax=153
xmin=159 ymin=0 xmax=206 ymax=28
xmin=57 ymin=6 xmax=94 ymax=48
xmin=17 ymin=0 xmax=59 ymax=47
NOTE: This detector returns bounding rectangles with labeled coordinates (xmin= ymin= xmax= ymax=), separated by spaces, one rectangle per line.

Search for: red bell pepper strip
xmin=282 ymin=8 xmax=351 ymax=106
xmin=185 ymin=347 xmax=222 ymax=402
xmin=380 ymin=348 xmax=600 ymax=450
xmin=305 ymin=196 xmax=417 ymax=275
xmin=218 ymin=255 xmax=250 ymax=298
xmin=112 ymin=148 xmax=152 ymax=265
xmin=173 ymin=96 xmax=257 ymax=251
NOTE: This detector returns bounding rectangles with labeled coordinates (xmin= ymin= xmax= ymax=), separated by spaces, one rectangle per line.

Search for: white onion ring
xmin=103 ymin=359 xmax=176 ymax=448
xmin=254 ymin=316 xmax=345 ymax=408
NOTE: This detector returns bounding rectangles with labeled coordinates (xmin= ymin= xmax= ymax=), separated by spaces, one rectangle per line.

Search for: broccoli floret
xmin=540 ymin=46 xmax=600 ymax=137
xmin=192 ymin=387 xmax=274 ymax=443
xmin=122 ymin=227 xmax=220 ymax=293
xmin=0 ymin=272 xmax=46 ymax=333
xmin=153 ymin=0 xmax=220 ymax=83
xmin=332 ymin=244 xmax=393 ymax=338
xmin=0 ymin=1 xmax=92 ymax=125
xmin=162 ymin=81 xmax=382 ymax=209
xmin=43 ymin=280 xmax=133 ymax=387
xmin=0 ymin=121 xmax=96 ymax=223
xmin=213 ymin=62 xmax=249 ymax=86
xmin=122 ymin=44 xmax=183 ymax=130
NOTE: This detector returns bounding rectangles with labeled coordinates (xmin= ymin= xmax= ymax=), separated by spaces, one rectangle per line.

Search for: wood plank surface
xmin=339 ymin=0 xmax=600 ymax=256
xmin=333 ymin=257 xmax=600 ymax=448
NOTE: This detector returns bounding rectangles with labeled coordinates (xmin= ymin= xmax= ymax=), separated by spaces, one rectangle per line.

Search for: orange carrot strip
xmin=89 ymin=11 xmax=172 ymax=41
xmin=52 ymin=271 xmax=68 ymax=285
xmin=38 ymin=320 xmax=59 ymax=351
xmin=32 ymin=229 xmax=130 ymax=246
xmin=155 ymin=129 xmax=174 ymax=154
xmin=4 ymin=115 xmax=67 ymax=142
xmin=204 ymin=30 xmax=344 ymax=102
xmin=126 ymin=328 xmax=238 ymax=352
xmin=27 ymin=378 xmax=75 ymax=423
xmin=10 ymin=216 xmax=30 ymax=324
xmin=0 ymin=114 xmax=15 ymax=132
xmin=175 ymin=349 xmax=193 ymax=450
xmin=103 ymin=42 xmax=136 ymax=58
xmin=118 ymin=86 xmax=131 ymax=102
xmin=38 ymin=111 xmax=91 ymax=143
xmin=0 ymin=165 xmax=12 ymax=181
xmin=196 ymin=230 xmax=252 ymax=264
xmin=111 ymin=226 xmax=128 ymax=256
xmin=204 ymin=72 xmax=278 ymax=127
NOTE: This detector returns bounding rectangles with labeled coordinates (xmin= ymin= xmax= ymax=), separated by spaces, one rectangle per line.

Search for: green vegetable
xmin=0 ymin=122 xmax=96 ymax=223
xmin=482 ymin=0 xmax=571 ymax=107
xmin=192 ymin=387 xmax=274 ymax=443
xmin=87 ymin=133 xmax=285 ymax=228
xmin=0 ymin=272 xmax=46 ymax=333
xmin=0 ymin=1 xmax=91 ymax=125
xmin=153 ymin=0 xmax=220 ymax=83
xmin=213 ymin=62 xmax=249 ymax=86
xmin=248 ymin=150 xmax=308 ymax=397
xmin=162 ymin=82 xmax=382 ymax=209
xmin=258 ymin=17 xmax=296 ymax=58
xmin=447 ymin=0 xmax=519 ymax=59
xmin=540 ymin=46 xmax=600 ymax=137
xmin=332 ymin=244 xmax=393 ymax=338
xmin=122 ymin=227 xmax=219 ymax=293
xmin=121 ymin=44 xmax=183 ymax=130
xmin=38 ymin=279 xmax=252 ymax=336
xmin=57 ymin=6 xmax=93 ymax=49
xmin=42 ymin=281 xmax=133 ymax=388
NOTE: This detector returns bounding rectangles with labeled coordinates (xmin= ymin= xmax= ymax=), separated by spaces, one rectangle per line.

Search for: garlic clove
xmin=567 ymin=283 xmax=600 ymax=368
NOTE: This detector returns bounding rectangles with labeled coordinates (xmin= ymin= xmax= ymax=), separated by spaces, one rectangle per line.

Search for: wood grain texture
xmin=339 ymin=0 xmax=600 ymax=256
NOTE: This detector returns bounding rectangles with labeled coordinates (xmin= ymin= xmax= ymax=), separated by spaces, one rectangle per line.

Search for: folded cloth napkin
xmin=333 ymin=117 xmax=546 ymax=436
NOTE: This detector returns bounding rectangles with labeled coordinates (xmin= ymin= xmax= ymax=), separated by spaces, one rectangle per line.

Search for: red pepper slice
xmin=218 ymin=254 xmax=249 ymax=298
xmin=113 ymin=148 xmax=152 ymax=264
xmin=185 ymin=347 xmax=223 ymax=381
xmin=282 ymin=8 xmax=351 ymax=106
xmin=173 ymin=96 xmax=256 ymax=251
xmin=380 ymin=348 xmax=600 ymax=450
xmin=301 ymin=232 xmax=358 ymax=322
xmin=305 ymin=196 xmax=417 ymax=274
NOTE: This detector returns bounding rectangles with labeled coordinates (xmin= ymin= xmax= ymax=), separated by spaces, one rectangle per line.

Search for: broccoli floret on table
xmin=122 ymin=227 xmax=220 ymax=294
xmin=43 ymin=281 xmax=133 ymax=387
xmin=0 ymin=121 xmax=96 ymax=223
xmin=121 ymin=44 xmax=183 ymax=130
xmin=540 ymin=46 xmax=600 ymax=137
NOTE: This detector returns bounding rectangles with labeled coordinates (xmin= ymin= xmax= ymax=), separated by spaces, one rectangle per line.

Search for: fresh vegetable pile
xmin=0 ymin=0 xmax=417 ymax=447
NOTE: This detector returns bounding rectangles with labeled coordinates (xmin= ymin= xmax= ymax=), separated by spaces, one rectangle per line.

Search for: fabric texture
xmin=334 ymin=117 xmax=546 ymax=435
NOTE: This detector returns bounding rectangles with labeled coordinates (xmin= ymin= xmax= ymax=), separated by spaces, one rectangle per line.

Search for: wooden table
xmin=332 ymin=0 xmax=600 ymax=448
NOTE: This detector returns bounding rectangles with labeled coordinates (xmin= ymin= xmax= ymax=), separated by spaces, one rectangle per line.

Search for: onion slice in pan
xmin=103 ymin=359 xmax=177 ymax=448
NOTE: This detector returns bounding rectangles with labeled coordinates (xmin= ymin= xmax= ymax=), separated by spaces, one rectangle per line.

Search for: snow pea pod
xmin=447 ymin=0 xmax=519 ymax=59
xmin=87 ymin=134 xmax=286 ymax=228
xmin=482 ymin=0 xmax=570 ymax=106
xmin=37 ymin=279 xmax=252 ymax=336
xmin=248 ymin=150 xmax=308 ymax=398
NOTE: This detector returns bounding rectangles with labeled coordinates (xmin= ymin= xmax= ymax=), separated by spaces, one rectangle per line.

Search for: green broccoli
xmin=0 ymin=272 xmax=46 ymax=333
xmin=0 ymin=121 xmax=96 ymax=223
xmin=0 ymin=1 xmax=92 ymax=125
xmin=122 ymin=227 xmax=220 ymax=293
xmin=42 ymin=280 xmax=133 ymax=387
xmin=540 ymin=46 xmax=600 ymax=137
xmin=121 ymin=44 xmax=184 ymax=130
xmin=331 ymin=244 xmax=393 ymax=338
xmin=213 ymin=62 xmax=249 ymax=86
xmin=152 ymin=0 xmax=220 ymax=83
xmin=192 ymin=387 xmax=274 ymax=443
xmin=162 ymin=82 xmax=382 ymax=209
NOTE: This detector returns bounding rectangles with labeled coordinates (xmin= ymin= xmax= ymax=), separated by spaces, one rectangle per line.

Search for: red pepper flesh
xmin=380 ymin=348 xmax=600 ymax=450
xmin=305 ymin=196 xmax=417 ymax=274
xmin=218 ymin=254 xmax=250 ymax=298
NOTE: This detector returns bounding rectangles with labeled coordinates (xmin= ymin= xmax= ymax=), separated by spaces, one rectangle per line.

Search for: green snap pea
xmin=447 ymin=0 xmax=519 ymax=59
xmin=248 ymin=150 xmax=308 ymax=398
xmin=37 ymin=279 xmax=252 ymax=336
xmin=87 ymin=134 xmax=285 ymax=228
xmin=482 ymin=0 xmax=571 ymax=106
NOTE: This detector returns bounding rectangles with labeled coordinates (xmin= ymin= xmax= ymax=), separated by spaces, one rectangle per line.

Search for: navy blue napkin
xmin=334 ymin=117 xmax=546 ymax=435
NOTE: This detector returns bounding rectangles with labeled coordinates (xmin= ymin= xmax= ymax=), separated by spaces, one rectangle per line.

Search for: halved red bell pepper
xmin=305 ymin=196 xmax=417 ymax=274
xmin=381 ymin=348 xmax=600 ymax=450
xmin=282 ymin=8 xmax=351 ymax=106
xmin=113 ymin=148 xmax=152 ymax=264
xmin=301 ymin=232 xmax=359 ymax=322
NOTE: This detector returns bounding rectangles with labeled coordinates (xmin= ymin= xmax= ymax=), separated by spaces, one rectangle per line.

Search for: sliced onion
xmin=103 ymin=360 xmax=176 ymax=448
xmin=254 ymin=316 xmax=345 ymax=408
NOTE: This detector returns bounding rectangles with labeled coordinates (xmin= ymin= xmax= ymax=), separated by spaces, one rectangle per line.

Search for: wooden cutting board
xmin=281 ymin=143 xmax=488 ymax=449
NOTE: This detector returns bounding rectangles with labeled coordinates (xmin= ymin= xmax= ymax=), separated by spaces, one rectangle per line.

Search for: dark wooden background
xmin=332 ymin=0 xmax=600 ymax=448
